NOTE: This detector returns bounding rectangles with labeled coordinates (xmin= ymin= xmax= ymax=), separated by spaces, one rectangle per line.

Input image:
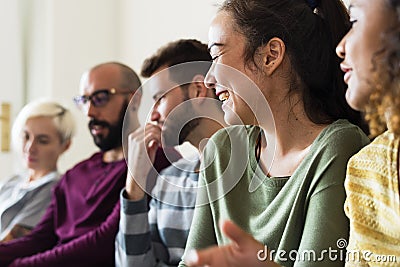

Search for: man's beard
xmin=161 ymin=117 xmax=200 ymax=147
xmin=88 ymin=101 xmax=128 ymax=152
xmin=161 ymin=95 xmax=200 ymax=147
xmin=178 ymin=118 xmax=200 ymax=145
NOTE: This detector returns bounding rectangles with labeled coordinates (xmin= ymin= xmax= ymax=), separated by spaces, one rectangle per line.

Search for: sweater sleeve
xmin=8 ymin=201 xmax=120 ymax=267
xmin=7 ymin=182 xmax=55 ymax=230
xmin=0 ymin=188 xmax=58 ymax=266
xmin=178 ymin=175 xmax=217 ymax=267
xmin=115 ymin=190 xmax=156 ymax=267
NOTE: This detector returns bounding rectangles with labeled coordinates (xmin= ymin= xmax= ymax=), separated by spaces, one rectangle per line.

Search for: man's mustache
xmin=88 ymin=119 xmax=110 ymax=129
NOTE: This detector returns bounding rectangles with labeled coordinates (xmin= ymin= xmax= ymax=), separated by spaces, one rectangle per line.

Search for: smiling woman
xmin=336 ymin=0 xmax=400 ymax=265
xmin=179 ymin=0 xmax=370 ymax=266
xmin=0 ymin=99 xmax=74 ymax=242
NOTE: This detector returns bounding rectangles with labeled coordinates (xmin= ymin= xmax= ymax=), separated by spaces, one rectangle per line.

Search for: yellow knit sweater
xmin=345 ymin=131 xmax=400 ymax=266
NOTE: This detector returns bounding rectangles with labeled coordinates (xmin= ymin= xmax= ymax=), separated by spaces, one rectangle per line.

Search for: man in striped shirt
xmin=115 ymin=39 xmax=225 ymax=267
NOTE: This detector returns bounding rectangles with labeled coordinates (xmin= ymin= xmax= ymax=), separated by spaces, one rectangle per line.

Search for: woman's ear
xmin=261 ymin=37 xmax=285 ymax=76
xmin=62 ymin=139 xmax=72 ymax=153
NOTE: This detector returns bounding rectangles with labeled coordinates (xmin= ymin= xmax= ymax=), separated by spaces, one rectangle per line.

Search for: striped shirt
xmin=345 ymin=131 xmax=400 ymax=266
xmin=116 ymin=157 xmax=199 ymax=267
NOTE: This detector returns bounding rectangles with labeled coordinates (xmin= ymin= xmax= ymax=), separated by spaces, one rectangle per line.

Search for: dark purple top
xmin=0 ymin=148 xmax=176 ymax=267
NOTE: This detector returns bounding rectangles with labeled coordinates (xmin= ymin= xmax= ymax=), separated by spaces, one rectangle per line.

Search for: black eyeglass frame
xmin=73 ymin=88 xmax=132 ymax=109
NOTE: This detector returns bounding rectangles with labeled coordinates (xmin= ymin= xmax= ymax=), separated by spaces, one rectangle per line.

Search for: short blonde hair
xmin=11 ymin=99 xmax=75 ymax=150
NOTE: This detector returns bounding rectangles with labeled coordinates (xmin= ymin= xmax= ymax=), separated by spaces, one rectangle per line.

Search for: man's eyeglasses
xmin=73 ymin=88 xmax=131 ymax=109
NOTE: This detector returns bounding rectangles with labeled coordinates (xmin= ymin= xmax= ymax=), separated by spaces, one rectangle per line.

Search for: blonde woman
xmin=0 ymin=100 xmax=74 ymax=242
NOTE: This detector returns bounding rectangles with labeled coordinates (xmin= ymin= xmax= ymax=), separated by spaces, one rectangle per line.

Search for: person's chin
xmin=224 ymin=112 xmax=244 ymax=125
xmin=93 ymin=136 xmax=111 ymax=150
xmin=26 ymin=162 xmax=38 ymax=169
xmin=162 ymin=136 xmax=179 ymax=147
xmin=346 ymin=93 xmax=365 ymax=112
xmin=161 ymin=131 xmax=179 ymax=147
xmin=92 ymin=135 xmax=103 ymax=145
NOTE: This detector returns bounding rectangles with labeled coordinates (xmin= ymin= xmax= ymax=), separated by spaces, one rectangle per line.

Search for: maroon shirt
xmin=0 ymin=148 xmax=177 ymax=267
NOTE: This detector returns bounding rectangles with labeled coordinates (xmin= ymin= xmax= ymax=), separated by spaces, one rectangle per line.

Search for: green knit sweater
xmin=180 ymin=120 xmax=370 ymax=267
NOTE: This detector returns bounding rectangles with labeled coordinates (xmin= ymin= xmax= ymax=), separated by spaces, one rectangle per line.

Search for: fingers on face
xmin=128 ymin=124 xmax=161 ymax=144
xmin=144 ymin=125 xmax=161 ymax=148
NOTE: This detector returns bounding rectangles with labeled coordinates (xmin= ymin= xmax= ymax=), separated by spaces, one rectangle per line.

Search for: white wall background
xmin=0 ymin=0 xmax=222 ymax=179
xmin=120 ymin=0 xmax=223 ymax=132
xmin=0 ymin=0 xmax=349 ymax=179
xmin=0 ymin=0 xmax=24 ymax=178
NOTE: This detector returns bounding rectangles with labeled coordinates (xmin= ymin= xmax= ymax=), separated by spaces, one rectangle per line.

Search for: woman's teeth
xmin=219 ymin=91 xmax=230 ymax=102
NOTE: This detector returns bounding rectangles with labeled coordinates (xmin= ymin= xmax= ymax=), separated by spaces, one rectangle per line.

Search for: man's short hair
xmin=141 ymin=39 xmax=211 ymax=82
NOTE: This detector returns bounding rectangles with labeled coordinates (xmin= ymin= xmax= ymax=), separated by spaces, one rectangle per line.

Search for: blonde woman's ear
xmin=62 ymin=139 xmax=72 ymax=153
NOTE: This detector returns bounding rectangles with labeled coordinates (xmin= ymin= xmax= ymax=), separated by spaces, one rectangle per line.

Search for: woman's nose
xmin=336 ymin=36 xmax=347 ymax=59
xmin=24 ymin=140 xmax=35 ymax=153
xmin=204 ymin=63 xmax=217 ymax=89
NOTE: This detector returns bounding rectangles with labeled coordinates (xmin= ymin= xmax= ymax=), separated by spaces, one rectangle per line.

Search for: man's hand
xmin=184 ymin=220 xmax=279 ymax=267
xmin=125 ymin=123 xmax=161 ymax=201
xmin=1 ymin=224 xmax=32 ymax=243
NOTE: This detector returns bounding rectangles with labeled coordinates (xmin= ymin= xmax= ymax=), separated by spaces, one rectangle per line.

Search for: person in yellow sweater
xmin=336 ymin=0 xmax=400 ymax=266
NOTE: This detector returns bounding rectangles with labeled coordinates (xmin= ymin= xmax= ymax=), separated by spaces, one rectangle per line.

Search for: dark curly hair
xmin=367 ymin=0 xmax=400 ymax=137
